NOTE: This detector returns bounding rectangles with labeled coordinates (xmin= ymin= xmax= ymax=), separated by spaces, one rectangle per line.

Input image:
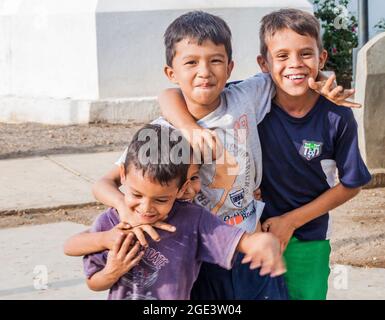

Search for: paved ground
xmin=0 ymin=152 xmax=121 ymax=211
xmin=0 ymin=222 xmax=105 ymax=300
xmin=0 ymin=151 xmax=384 ymax=300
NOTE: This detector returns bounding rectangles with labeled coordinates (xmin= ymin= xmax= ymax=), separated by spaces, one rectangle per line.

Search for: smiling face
xmin=258 ymin=28 xmax=327 ymax=105
xmin=164 ymin=38 xmax=234 ymax=119
xmin=179 ymin=164 xmax=201 ymax=202
xmin=120 ymin=164 xmax=186 ymax=226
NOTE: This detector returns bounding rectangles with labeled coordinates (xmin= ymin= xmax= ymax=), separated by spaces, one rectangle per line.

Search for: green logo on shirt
xmin=300 ymin=140 xmax=323 ymax=160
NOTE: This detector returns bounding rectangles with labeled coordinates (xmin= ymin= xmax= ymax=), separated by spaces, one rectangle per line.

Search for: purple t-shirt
xmin=83 ymin=201 xmax=244 ymax=300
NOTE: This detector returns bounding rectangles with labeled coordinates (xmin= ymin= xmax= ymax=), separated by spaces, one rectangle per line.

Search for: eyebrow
xmin=130 ymin=187 xmax=173 ymax=199
xmin=273 ymin=47 xmax=315 ymax=54
xmin=181 ymin=53 xmax=226 ymax=60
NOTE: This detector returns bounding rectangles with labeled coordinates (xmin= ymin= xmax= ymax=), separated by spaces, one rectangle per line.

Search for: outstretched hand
xmin=309 ymin=73 xmax=361 ymax=108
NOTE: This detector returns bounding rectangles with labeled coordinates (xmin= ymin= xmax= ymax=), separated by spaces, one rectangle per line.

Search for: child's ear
xmin=119 ymin=164 xmax=126 ymax=185
xmin=164 ymin=65 xmax=179 ymax=85
xmin=257 ymin=55 xmax=270 ymax=73
xmin=226 ymin=60 xmax=234 ymax=79
xmin=319 ymin=49 xmax=328 ymax=70
xmin=176 ymin=180 xmax=190 ymax=199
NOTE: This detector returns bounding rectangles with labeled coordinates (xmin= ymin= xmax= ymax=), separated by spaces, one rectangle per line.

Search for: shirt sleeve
xmin=335 ymin=110 xmax=372 ymax=188
xmin=82 ymin=213 xmax=109 ymax=279
xmin=196 ymin=208 xmax=245 ymax=270
xmin=226 ymin=73 xmax=275 ymax=124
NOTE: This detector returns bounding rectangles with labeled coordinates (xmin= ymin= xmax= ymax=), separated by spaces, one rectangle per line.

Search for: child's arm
xmin=262 ymin=183 xmax=361 ymax=252
xmin=159 ymin=76 xmax=359 ymax=157
xmin=236 ymin=232 xmax=286 ymax=277
xmin=91 ymin=166 xmax=127 ymax=219
xmin=64 ymin=221 xmax=176 ymax=256
xmin=64 ymin=223 xmax=129 ymax=256
xmin=159 ymin=89 xmax=221 ymax=160
xmin=86 ymin=233 xmax=143 ymax=291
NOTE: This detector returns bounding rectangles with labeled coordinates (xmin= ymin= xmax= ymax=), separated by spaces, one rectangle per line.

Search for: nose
xmin=197 ymin=61 xmax=211 ymax=78
xmin=185 ymin=183 xmax=195 ymax=196
xmin=139 ymin=198 xmax=152 ymax=213
xmin=288 ymin=54 xmax=304 ymax=68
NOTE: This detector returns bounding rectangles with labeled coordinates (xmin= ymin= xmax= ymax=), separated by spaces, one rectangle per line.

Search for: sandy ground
xmin=0 ymin=122 xmax=144 ymax=159
xmin=1 ymin=122 xmax=384 ymax=268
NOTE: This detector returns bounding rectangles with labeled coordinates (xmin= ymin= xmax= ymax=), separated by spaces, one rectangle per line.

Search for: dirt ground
xmin=0 ymin=122 xmax=144 ymax=159
xmin=1 ymin=122 xmax=384 ymax=268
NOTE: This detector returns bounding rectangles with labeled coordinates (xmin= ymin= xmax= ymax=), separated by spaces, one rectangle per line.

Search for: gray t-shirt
xmin=193 ymin=73 xmax=274 ymax=233
xmin=83 ymin=201 xmax=244 ymax=300
xmin=116 ymin=73 xmax=274 ymax=233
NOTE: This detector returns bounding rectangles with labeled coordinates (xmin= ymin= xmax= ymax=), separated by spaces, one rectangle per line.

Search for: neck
xmin=184 ymin=96 xmax=221 ymax=120
xmin=274 ymin=89 xmax=320 ymax=118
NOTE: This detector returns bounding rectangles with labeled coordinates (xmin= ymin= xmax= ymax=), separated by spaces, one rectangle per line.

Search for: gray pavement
xmin=0 ymin=152 xmax=121 ymax=212
xmin=0 ymin=152 xmax=384 ymax=300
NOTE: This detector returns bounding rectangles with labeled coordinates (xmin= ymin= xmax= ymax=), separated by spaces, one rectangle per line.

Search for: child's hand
xmin=241 ymin=232 xmax=286 ymax=277
xmin=105 ymin=221 xmax=176 ymax=249
xmin=253 ymin=188 xmax=262 ymax=201
xmin=183 ymin=128 xmax=223 ymax=162
xmin=308 ymin=73 xmax=361 ymax=108
xmin=103 ymin=233 xmax=144 ymax=280
xmin=262 ymin=215 xmax=296 ymax=253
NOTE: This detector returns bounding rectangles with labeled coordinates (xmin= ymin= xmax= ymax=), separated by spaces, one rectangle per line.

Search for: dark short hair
xmin=124 ymin=124 xmax=191 ymax=189
xmin=260 ymin=8 xmax=323 ymax=58
xmin=164 ymin=10 xmax=232 ymax=67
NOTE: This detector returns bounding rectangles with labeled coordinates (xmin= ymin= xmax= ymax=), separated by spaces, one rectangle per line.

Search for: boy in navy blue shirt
xmin=256 ymin=9 xmax=371 ymax=299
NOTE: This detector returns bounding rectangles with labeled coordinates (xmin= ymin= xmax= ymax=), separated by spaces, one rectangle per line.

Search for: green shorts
xmin=283 ymin=236 xmax=331 ymax=300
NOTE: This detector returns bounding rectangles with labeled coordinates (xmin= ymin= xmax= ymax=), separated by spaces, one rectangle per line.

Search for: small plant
xmin=375 ymin=18 xmax=385 ymax=33
xmin=313 ymin=0 xmax=358 ymax=88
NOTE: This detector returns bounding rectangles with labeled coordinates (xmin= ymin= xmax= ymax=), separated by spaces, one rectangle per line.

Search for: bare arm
xmin=262 ymin=183 xmax=361 ymax=251
xmin=236 ymin=232 xmax=286 ymax=277
xmin=86 ymin=234 xmax=143 ymax=291
xmin=64 ymin=227 xmax=125 ymax=257
xmin=159 ymin=88 xmax=221 ymax=160
xmin=159 ymin=88 xmax=200 ymax=130
xmin=64 ymin=230 xmax=102 ymax=256
xmin=92 ymin=166 xmax=127 ymax=217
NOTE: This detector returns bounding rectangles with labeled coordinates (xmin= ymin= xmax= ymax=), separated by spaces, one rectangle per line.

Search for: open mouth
xmin=284 ymin=74 xmax=307 ymax=80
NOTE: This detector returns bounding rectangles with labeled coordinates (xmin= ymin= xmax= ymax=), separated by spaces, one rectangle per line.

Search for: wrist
xmin=115 ymin=199 xmax=129 ymax=223
xmin=282 ymin=213 xmax=300 ymax=231
xmin=101 ymin=267 xmax=122 ymax=284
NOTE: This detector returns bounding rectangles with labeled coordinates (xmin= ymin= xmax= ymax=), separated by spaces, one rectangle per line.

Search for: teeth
xmin=286 ymin=75 xmax=306 ymax=80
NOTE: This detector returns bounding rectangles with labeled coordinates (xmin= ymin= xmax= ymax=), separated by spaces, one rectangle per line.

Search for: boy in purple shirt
xmin=82 ymin=124 xmax=285 ymax=300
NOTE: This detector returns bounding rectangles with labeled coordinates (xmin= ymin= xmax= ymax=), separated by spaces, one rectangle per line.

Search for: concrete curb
xmin=364 ymin=169 xmax=385 ymax=189
xmin=0 ymin=96 xmax=160 ymax=125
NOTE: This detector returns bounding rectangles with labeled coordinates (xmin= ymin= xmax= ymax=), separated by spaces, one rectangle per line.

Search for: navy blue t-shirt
xmin=259 ymin=96 xmax=371 ymax=241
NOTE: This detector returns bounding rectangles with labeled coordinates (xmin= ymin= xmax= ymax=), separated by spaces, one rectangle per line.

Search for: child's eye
xmin=276 ymin=55 xmax=288 ymax=60
xmin=185 ymin=60 xmax=197 ymax=65
xmin=156 ymin=199 xmax=168 ymax=203
xmin=190 ymin=175 xmax=200 ymax=181
xmin=301 ymin=52 xmax=313 ymax=58
xmin=211 ymin=59 xmax=224 ymax=64
xmin=132 ymin=193 xmax=142 ymax=198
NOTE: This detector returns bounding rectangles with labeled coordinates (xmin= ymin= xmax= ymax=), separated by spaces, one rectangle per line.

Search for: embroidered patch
xmin=229 ymin=188 xmax=244 ymax=208
xmin=299 ymin=140 xmax=323 ymax=160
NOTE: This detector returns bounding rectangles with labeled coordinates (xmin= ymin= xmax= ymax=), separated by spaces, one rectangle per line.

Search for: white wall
xmin=95 ymin=0 xmax=313 ymax=98
xmin=347 ymin=0 xmax=385 ymax=39
xmin=0 ymin=0 xmax=99 ymax=99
